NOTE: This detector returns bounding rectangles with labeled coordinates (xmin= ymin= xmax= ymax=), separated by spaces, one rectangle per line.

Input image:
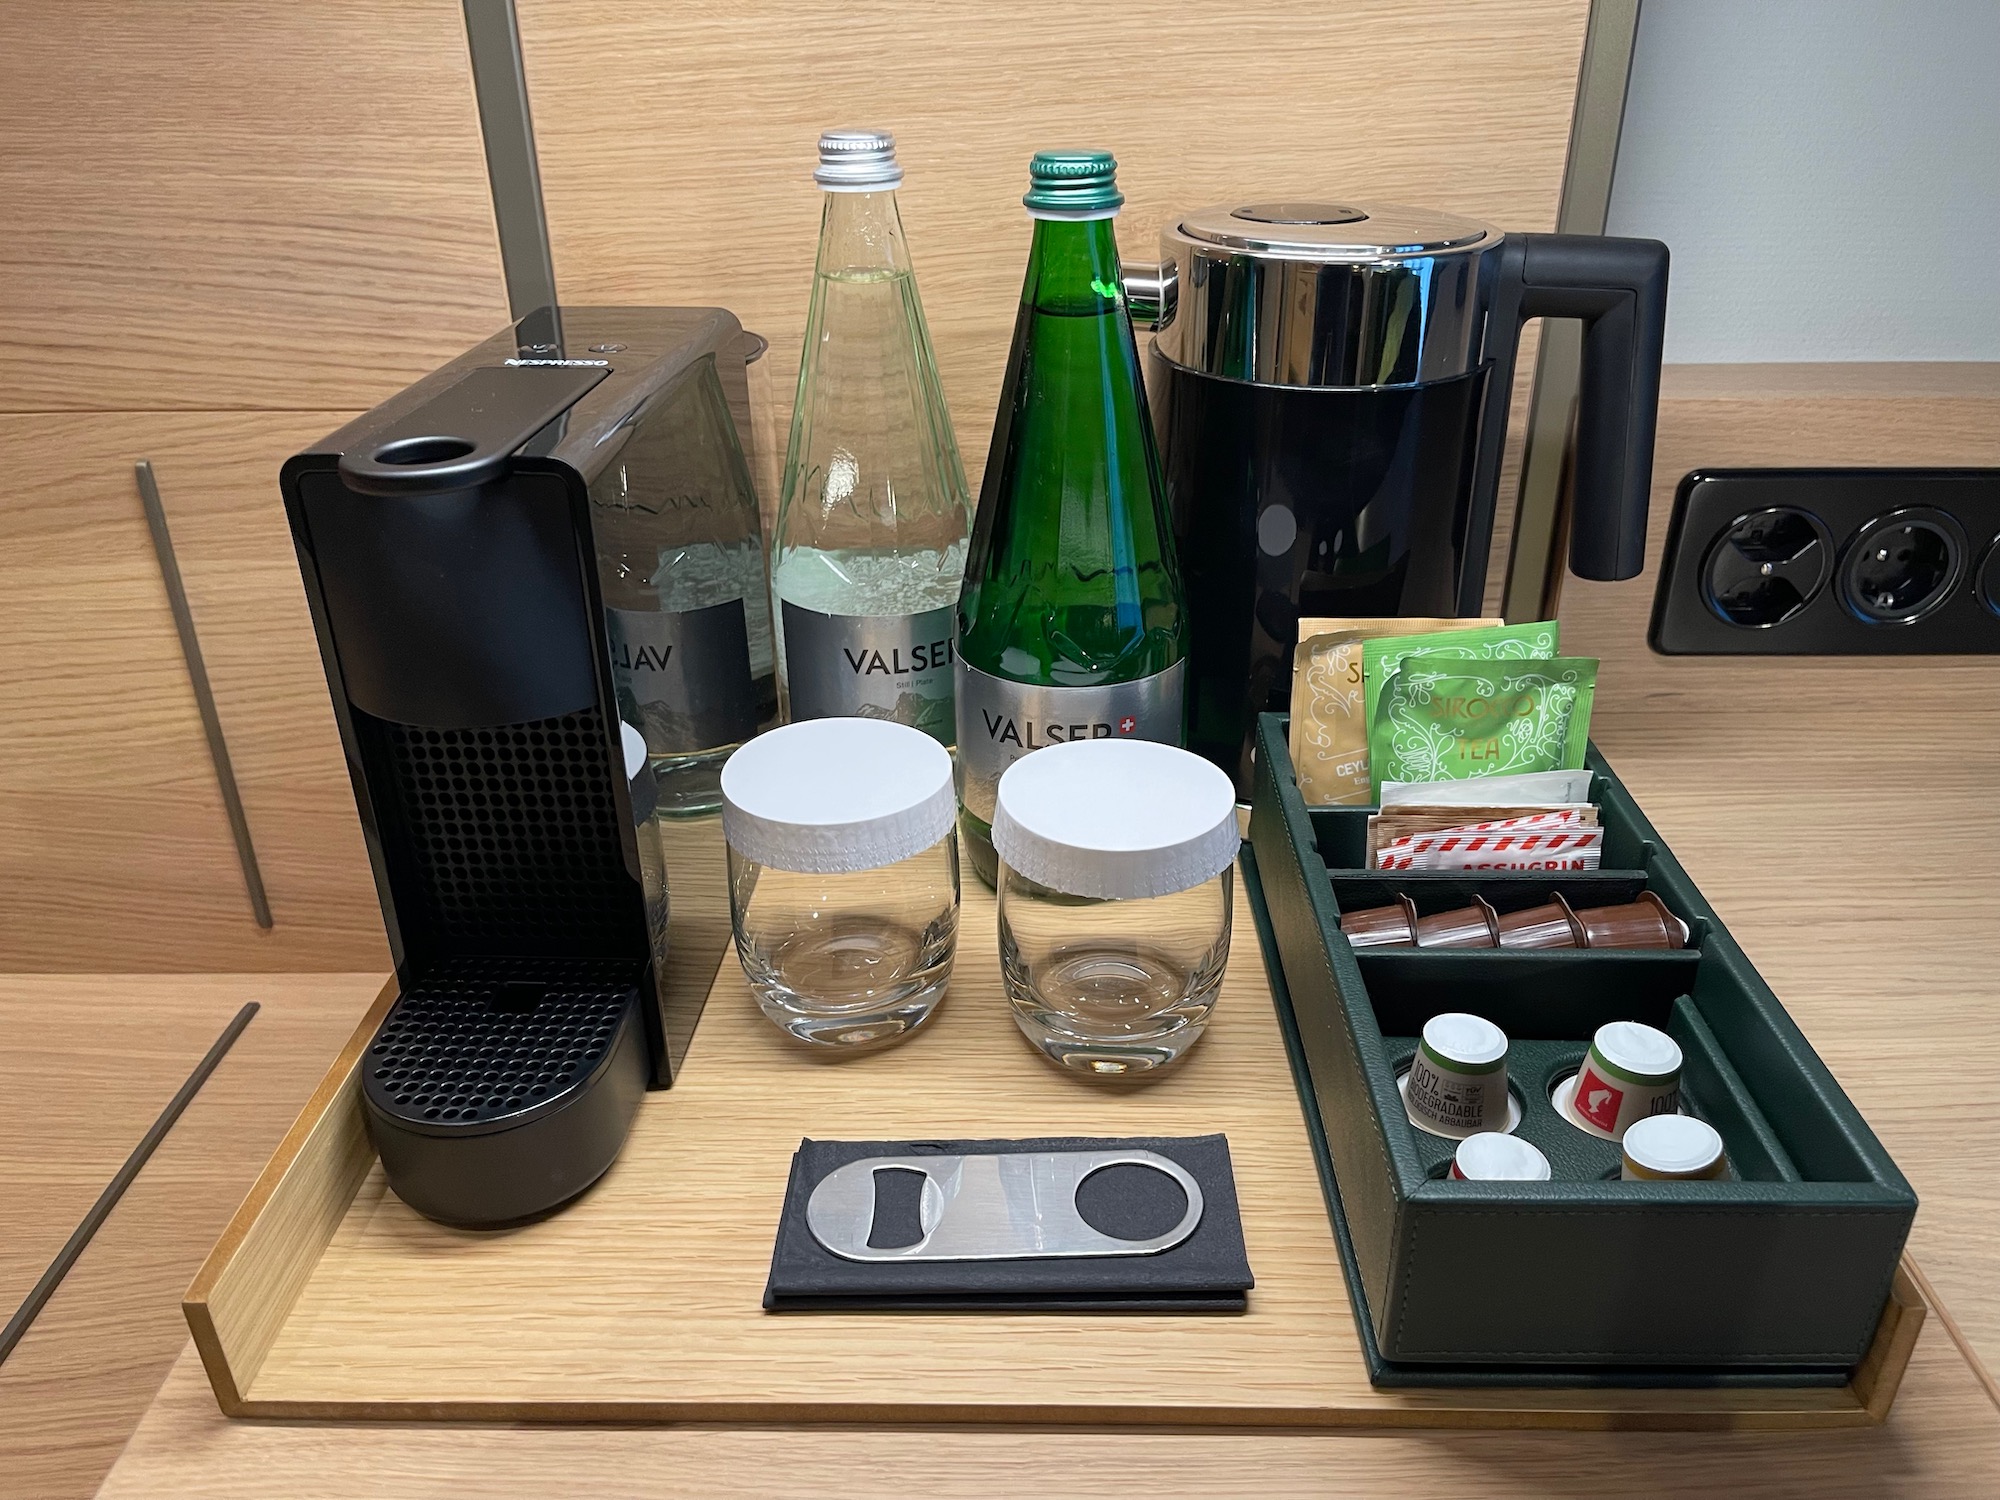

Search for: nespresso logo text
xmin=505 ymin=357 xmax=610 ymax=367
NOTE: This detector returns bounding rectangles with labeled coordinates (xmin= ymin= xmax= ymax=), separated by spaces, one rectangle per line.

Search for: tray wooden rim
xmin=183 ymin=928 xmax=1927 ymax=1430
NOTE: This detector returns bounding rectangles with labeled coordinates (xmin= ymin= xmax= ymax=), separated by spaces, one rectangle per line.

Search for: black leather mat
xmin=764 ymin=1134 xmax=1254 ymax=1312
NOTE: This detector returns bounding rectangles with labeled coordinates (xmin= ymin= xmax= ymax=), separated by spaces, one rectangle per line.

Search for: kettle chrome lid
xmin=1176 ymin=200 xmax=1496 ymax=261
xmin=1149 ymin=199 xmax=1507 ymax=388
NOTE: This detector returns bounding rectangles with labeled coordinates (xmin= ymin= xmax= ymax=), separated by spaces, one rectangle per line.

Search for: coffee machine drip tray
xmin=361 ymin=956 xmax=649 ymax=1228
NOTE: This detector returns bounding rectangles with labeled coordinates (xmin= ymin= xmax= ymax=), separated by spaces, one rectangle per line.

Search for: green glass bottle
xmin=955 ymin=150 xmax=1188 ymax=886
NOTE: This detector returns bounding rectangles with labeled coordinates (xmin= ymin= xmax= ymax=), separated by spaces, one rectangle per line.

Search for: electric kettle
xmin=1126 ymin=201 xmax=1668 ymax=789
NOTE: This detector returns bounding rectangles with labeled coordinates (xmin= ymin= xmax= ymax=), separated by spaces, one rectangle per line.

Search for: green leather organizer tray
xmin=1245 ymin=712 xmax=1916 ymax=1384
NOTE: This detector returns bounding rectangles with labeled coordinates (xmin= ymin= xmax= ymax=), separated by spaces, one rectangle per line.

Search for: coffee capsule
xmin=1621 ymin=1114 xmax=1726 ymax=1180
xmin=1402 ymin=1013 xmax=1512 ymax=1139
xmin=1341 ymin=893 xmax=1419 ymax=949
xmin=1345 ymin=892 xmax=1687 ymax=952
xmin=1450 ymin=1132 xmax=1551 ymax=1180
xmin=1557 ymin=1020 xmax=1683 ymax=1141
xmin=1571 ymin=890 xmax=1689 ymax=950
xmin=1494 ymin=897 xmax=1585 ymax=949
xmin=1413 ymin=896 xmax=1499 ymax=949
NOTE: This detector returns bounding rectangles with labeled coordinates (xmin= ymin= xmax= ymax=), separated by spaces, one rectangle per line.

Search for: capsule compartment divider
xmin=1365 ymin=945 xmax=1787 ymax=1184
xmin=1358 ymin=948 xmax=1700 ymax=1036
xmin=1668 ymin=995 xmax=1801 ymax=1183
xmin=1307 ymin=775 xmax=1655 ymax=874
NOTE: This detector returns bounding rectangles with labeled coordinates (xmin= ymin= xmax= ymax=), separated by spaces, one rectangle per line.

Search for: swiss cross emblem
xmin=1573 ymin=1066 xmax=1623 ymax=1132
xmin=1118 ymin=715 xmax=1137 ymax=734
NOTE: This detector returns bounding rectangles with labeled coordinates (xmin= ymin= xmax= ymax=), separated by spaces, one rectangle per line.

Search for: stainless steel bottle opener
xmin=805 ymin=1149 xmax=1204 ymax=1263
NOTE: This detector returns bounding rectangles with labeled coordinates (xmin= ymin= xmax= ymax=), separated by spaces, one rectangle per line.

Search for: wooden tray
xmin=184 ymin=818 xmax=1924 ymax=1428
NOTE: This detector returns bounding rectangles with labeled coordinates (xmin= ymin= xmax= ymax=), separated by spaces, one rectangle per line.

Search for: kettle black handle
xmin=1462 ymin=232 xmax=1669 ymax=611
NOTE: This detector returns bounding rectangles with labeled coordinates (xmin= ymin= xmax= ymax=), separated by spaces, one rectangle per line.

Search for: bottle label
xmin=608 ymin=600 xmax=758 ymax=756
xmin=954 ymin=659 xmax=1186 ymax=823
xmin=780 ymin=600 xmax=957 ymax=744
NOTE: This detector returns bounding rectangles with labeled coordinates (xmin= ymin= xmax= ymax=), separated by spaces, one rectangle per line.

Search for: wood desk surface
xmin=0 ymin=972 xmax=1987 ymax=1500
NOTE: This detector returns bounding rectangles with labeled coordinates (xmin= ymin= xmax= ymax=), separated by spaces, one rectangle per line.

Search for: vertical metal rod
xmin=135 ymin=461 xmax=273 ymax=928
xmin=463 ymin=0 xmax=560 ymax=320
xmin=0 ymin=1002 xmax=259 ymax=1366
xmin=1501 ymin=0 xmax=1644 ymax=622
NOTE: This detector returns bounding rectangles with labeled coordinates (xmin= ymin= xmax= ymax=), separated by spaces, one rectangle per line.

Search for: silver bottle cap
xmin=815 ymin=129 xmax=903 ymax=191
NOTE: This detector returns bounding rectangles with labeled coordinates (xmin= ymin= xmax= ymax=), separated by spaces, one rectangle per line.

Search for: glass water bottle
xmin=954 ymin=150 xmax=1188 ymax=885
xmin=772 ymin=129 xmax=972 ymax=745
xmin=591 ymin=355 xmax=778 ymax=816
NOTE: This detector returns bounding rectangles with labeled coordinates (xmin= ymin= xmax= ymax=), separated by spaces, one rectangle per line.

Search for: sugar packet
xmin=1380 ymin=768 xmax=1595 ymax=806
xmin=1377 ymin=811 xmax=1604 ymax=872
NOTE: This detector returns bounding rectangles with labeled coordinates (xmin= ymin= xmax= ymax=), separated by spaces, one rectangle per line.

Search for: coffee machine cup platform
xmin=1131 ymin=202 xmax=1668 ymax=791
xmin=281 ymin=307 xmax=753 ymax=1226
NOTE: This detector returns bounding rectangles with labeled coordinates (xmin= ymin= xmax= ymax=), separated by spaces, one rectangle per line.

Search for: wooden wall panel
xmin=1556 ymin=361 xmax=2000 ymax=1377
xmin=0 ymin=1 xmax=509 ymax=412
xmin=518 ymin=0 xmax=1590 ymax=494
xmin=0 ymin=413 xmax=388 ymax=971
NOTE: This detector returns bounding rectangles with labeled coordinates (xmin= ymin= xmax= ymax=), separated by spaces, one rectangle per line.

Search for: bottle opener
xmin=805 ymin=1149 xmax=1204 ymax=1263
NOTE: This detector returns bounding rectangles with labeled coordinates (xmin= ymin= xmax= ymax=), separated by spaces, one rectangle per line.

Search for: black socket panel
xmin=1650 ymin=469 xmax=2000 ymax=655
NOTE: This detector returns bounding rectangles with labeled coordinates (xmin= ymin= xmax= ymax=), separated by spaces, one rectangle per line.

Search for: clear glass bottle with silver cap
xmin=992 ymin=738 xmax=1236 ymax=1075
xmin=721 ymin=717 xmax=959 ymax=1049
xmin=592 ymin=355 xmax=778 ymax=816
xmin=771 ymin=129 xmax=971 ymax=745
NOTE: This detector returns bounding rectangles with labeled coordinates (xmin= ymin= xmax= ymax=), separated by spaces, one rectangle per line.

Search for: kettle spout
xmin=1122 ymin=260 xmax=1178 ymax=330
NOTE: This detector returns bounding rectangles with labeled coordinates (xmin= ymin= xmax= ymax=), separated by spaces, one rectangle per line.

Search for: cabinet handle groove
xmin=135 ymin=460 xmax=273 ymax=929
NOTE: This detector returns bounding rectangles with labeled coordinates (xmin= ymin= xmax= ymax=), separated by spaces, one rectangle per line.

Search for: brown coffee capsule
xmin=1413 ymin=897 xmax=1500 ymax=949
xmin=1494 ymin=898 xmax=1583 ymax=950
xmin=1570 ymin=890 xmax=1690 ymax=950
xmin=1341 ymin=893 xmax=1420 ymax=949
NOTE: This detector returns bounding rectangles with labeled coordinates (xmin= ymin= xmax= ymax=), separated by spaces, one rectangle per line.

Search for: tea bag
xmin=1367 ymin=655 xmax=1599 ymax=797
xmin=1287 ymin=618 xmax=1498 ymax=807
xmin=1359 ymin=620 xmax=1560 ymax=745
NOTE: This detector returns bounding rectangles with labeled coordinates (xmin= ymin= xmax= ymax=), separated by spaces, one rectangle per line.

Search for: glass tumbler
xmin=992 ymin=739 xmax=1239 ymax=1075
xmin=721 ymin=718 xmax=959 ymax=1050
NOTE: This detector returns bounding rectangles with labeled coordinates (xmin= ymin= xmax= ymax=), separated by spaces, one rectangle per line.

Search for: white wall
xmin=1606 ymin=0 xmax=2000 ymax=363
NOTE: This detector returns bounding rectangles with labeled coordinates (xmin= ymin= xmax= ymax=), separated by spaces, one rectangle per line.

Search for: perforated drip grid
xmin=364 ymin=957 xmax=641 ymax=1127
xmin=368 ymin=707 xmax=636 ymax=949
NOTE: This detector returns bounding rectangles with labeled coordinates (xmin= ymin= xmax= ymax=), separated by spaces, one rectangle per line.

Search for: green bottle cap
xmin=1022 ymin=150 xmax=1124 ymax=218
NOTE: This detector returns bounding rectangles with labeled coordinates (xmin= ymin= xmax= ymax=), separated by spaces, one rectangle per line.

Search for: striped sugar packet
xmin=1378 ymin=811 xmax=1603 ymax=872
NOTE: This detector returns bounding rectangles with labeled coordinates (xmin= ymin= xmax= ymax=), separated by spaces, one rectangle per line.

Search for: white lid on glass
xmin=1453 ymin=1132 xmax=1550 ymax=1181
xmin=721 ymin=719 xmax=954 ymax=874
xmin=620 ymin=720 xmax=646 ymax=782
xmin=1622 ymin=1115 xmax=1723 ymax=1175
xmin=1592 ymin=1020 xmax=1683 ymax=1081
xmin=991 ymin=739 xmax=1239 ymax=900
xmin=1422 ymin=1012 xmax=1508 ymax=1068
xmin=815 ymin=128 xmax=903 ymax=191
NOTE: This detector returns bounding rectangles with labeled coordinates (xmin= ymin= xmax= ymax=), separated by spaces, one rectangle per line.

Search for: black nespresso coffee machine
xmin=1132 ymin=202 xmax=1669 ymax=789
xmin=283 ymin=307 xmax=749 ymax=1226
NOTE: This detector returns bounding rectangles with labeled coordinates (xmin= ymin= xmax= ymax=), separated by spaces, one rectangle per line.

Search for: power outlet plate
xmin=1649 ymin=469 xmax=2000 ymax=655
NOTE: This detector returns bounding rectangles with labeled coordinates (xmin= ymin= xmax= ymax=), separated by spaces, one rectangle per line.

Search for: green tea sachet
xmin=1368 ymin=654 xmax=1599 ymax=796
xmin=1360 ymin=619 xmax=1559 ymax=745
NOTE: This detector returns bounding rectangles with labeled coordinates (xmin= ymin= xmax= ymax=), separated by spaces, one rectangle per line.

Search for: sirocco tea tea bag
xmin=1367 ymin=654 xmax=1599 ymax=796
xmin=1288 ymin=618 xmax=1498 ymax=806
xmin=1360 ymin=619 xmax=1560 ymax=748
